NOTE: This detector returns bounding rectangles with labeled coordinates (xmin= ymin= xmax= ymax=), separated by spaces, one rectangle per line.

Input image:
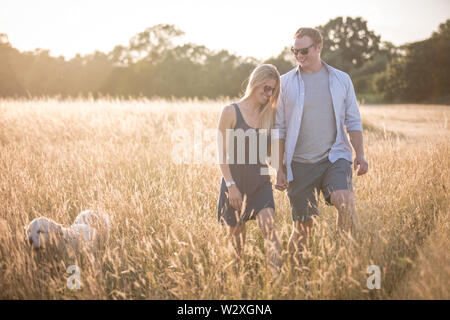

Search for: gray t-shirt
xmin=293 ymin=66 xmax=337 ymax=164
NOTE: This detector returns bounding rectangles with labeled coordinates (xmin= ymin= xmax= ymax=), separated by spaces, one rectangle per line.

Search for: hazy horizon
xmin=1 ymin=0 xmax=449 ymax=60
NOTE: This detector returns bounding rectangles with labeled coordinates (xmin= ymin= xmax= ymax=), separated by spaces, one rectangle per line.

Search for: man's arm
xmin=348 ymin=130 xmax=364 ymax=157
xmin=344 ymin=75 xmax=368 ymax=176
xmin=348 ymin=130 xmax=368 ymax=176
xmin=273 ymin=85 xmax=288 ymax=190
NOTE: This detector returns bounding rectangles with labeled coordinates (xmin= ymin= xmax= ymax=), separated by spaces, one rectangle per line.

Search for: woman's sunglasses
xmin=263 ymin=85 xmax=275 ymax=95
xmin=290 ymin=43 xmax=315 ymax=56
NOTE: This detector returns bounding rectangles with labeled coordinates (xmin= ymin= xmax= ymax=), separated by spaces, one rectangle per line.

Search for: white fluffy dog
xmin=26 ymin=210 xmax=110 ymax=252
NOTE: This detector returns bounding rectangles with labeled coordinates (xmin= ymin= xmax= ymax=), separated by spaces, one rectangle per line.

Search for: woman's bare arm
xmin=217 ymin=105 xmax=242 ymax=210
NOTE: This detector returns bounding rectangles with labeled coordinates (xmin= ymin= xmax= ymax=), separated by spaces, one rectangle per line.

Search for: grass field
xmin=0 ymin=98 xmax=448 ymax=299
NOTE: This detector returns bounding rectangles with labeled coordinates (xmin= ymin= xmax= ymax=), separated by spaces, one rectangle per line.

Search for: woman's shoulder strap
xmin=231 ymin=103 xmax=245 ymax=126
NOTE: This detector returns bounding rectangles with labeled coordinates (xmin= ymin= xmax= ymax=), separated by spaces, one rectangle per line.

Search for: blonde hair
xmin=242 ymin=64 xmax=281 ymax=130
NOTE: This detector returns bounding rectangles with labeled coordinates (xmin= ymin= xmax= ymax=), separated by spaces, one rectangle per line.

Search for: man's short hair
xmin=294 ymin=28 xmax=323 ymax=46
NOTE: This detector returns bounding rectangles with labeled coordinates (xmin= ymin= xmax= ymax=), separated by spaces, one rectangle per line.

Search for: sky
xmin=1 ymin=0 xmax=449 ymax=61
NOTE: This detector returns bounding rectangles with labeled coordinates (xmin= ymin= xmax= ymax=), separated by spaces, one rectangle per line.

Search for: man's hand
xmin=275 ymin=166 xmax=288 ymax=191
xmin=354 ymin=155 xmax=368 ymax=176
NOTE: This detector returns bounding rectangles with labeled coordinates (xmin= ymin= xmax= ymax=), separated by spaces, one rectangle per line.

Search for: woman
xmin=217 ymin=64 xmax=282 ymax=272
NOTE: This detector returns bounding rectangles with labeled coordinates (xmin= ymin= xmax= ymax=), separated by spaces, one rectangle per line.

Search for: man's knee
xmin=330 ymin=190 xmax=354 ymax=210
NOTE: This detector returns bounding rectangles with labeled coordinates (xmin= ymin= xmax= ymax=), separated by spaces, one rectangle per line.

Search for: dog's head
xmin=25 ymin=217 xmax=63 ymax=250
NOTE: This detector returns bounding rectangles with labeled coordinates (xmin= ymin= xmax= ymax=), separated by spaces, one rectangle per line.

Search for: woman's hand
xmin=275 ymin=165 xmax=288 ymax=191
xmin=227 ymin=184 xmax=243 ymax=211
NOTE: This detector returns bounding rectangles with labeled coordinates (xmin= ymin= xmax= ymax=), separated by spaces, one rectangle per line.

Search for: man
xmin=274 ymin=27 xmax=369 ymax=263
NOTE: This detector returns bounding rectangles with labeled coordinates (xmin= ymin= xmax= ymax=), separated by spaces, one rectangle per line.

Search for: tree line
xmin=1 ymin=17 xmax=449 ymax=103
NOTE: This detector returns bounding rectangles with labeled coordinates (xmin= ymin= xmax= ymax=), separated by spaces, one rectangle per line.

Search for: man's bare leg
xmin=330 ymin=190 xmax=361 ymax=234
xmin=288 ymin=220 xmax=313 ymax=265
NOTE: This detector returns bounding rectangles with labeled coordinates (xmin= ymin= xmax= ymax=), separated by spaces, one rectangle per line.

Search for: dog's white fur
xmin=26 ymin=210 xmax=110 ymax=251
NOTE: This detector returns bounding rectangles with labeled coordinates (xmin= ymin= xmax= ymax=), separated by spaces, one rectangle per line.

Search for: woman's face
xmin=253 ymin=78 xmax=277 ymax=106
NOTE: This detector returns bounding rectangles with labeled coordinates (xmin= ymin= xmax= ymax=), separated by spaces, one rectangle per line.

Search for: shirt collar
xmin=296 ymin=60 xmax=331 ymax=75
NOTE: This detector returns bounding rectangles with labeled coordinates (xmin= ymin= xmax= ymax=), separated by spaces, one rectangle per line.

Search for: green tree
xmin=128 ymin=24 xmax=184 ymax=64
xmin=0 ymin=33 xmax=25 ymax=96
xmin=317 ymin=17 xmax=381 ymax=69
xmin=351 ymin=41 xmax=400 ymax=94
xmin=381 ymin=19 xmax=450 ymax=102
xmin=263 ymin=46 xmax=296 ymax=75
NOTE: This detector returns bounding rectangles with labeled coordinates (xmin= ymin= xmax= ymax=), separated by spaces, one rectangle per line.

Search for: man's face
xmin=292 ymin=36 xmax=322 ymax=70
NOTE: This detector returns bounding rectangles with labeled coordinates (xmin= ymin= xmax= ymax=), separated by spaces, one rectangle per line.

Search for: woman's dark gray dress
xmin=217 ymin=103 xmax=275 ymax=227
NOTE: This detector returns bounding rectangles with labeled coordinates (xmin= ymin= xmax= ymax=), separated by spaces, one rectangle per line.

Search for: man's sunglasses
xmin=290 ymin=43 xmax=315 ymax=56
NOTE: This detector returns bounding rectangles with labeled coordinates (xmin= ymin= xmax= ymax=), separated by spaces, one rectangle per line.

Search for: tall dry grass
xmin=0 ymin=98 xmax=448 ymax=299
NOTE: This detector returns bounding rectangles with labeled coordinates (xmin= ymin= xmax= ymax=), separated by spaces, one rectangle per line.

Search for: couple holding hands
xmin=217 ymin=27 xmax=369 ymax=271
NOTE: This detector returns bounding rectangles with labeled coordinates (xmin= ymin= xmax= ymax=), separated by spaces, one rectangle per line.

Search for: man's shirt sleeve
xmin=274 ymin=84 xmax=287 ymax=139
xmin=344 ymin=75 xmax=363 ymax=132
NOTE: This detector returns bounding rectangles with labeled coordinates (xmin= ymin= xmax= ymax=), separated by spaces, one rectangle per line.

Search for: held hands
xmin=354 ymin=154 xmax=369 ymax=176
xmin=227 ymin=184 xmax=243 ymax=211
xmin=275 ymin=165 xmax=288 ymax=191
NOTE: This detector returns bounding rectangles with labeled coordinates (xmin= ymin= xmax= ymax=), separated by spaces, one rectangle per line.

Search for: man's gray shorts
xmin=287 ymin=157 xmax=353 ymax=222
